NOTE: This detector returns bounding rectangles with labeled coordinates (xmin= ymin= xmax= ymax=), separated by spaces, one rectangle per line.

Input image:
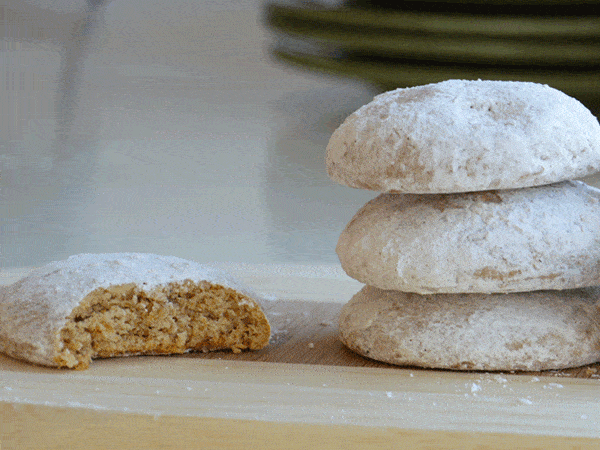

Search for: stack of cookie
xmin=326 ymin=79 xmax=600 ymax=371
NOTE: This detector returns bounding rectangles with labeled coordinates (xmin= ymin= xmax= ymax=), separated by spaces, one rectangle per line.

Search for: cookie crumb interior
xmin=54 ymin=280 xmax=270 ymax=369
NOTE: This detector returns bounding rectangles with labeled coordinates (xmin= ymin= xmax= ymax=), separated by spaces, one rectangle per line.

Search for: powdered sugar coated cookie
xmin=326 ymin=80 xmax=600 ymax=193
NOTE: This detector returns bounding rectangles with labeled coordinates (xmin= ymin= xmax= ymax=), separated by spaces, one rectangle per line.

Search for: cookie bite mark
xmin=55 ymin=280 xmax=270 ymax=370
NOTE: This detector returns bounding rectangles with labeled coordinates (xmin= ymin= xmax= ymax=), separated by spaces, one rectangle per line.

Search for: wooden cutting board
xmin=1 ymin=263 xmax=599 ymax=449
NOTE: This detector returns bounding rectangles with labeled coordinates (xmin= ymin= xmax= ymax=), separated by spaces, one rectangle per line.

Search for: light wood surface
xmin=1 ymin=264 xmax=599 ymax=449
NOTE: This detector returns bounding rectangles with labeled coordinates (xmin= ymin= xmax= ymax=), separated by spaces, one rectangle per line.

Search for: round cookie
xmin=339 ymin=285 xmax=600 ymax=371
xmin=336 ymin=181 xmax=600 ymax=294
xmin=326 ymin=79 xmax=600 ymax=193
xmin=0 ymin=253 xmax=271 ymax=369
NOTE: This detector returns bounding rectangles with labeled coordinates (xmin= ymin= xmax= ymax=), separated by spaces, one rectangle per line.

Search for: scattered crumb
xmin=493 ymin=375 xmax=508 ymax=383
xmin=308 ymin=342 xmax=315 ymax=349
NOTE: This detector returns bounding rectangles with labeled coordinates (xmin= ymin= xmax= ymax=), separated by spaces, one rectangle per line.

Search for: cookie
xmin=326 ymin=79 xmax=600 ymax=193
xmin=339 ymin=285 xmax=600 ymax=371
xmin=0 ymin=253 xmax=271 ymax=369
xmin=336 ymin=181 xmax=600 ymax=294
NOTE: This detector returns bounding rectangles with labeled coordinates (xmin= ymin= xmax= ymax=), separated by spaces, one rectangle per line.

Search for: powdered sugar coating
xmin=0 ymin=253 xmax=260 ymax=367
xmin=336 ymin=181 xmax=600 ymax=294
xmin=339 ymin=285 xmax=600 ymax=371
xmin=326 ymin=79 xmax=600 ymax=193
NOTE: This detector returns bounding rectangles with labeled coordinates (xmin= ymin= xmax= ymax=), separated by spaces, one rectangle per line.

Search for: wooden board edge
xmin=2 ymin=402 xmax=600 ymax=450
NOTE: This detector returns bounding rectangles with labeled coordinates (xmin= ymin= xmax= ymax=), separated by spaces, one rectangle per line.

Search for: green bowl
xmin=265 ymin=1 xmax=600 ymax=114
xmin=271 ymin=43 xmax=600 ymax=114
xmin=266 ymin=2 xmax=600 ymax=39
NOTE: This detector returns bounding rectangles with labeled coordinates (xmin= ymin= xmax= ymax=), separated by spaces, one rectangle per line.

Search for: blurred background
xmin=267 ymin=0 xmax=600 ymax=116
xmin=1 ymin=0 xmax=599 ymax=270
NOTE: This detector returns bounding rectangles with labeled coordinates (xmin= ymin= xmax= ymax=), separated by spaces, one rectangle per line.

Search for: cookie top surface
xmin=336 ymin=181 xmax=600 ymax=294
xmin=1 ymin=252 xmax=253 ymax=316
xmin=339 ymin=285 xmax=600 ymax=371
xmin=326 ymin=79 xmax=600 ymax=193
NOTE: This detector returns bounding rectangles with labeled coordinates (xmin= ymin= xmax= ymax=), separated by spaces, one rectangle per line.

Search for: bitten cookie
xmin=0 ymin=253 xmax=271 ymax=369
xmin=339 ymin=285 xmax=600 ymax=371
xmin=336 ymin=181 xmax=600 ymax=294
xmin=326 ymin=79 xmax=600 ymax=193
